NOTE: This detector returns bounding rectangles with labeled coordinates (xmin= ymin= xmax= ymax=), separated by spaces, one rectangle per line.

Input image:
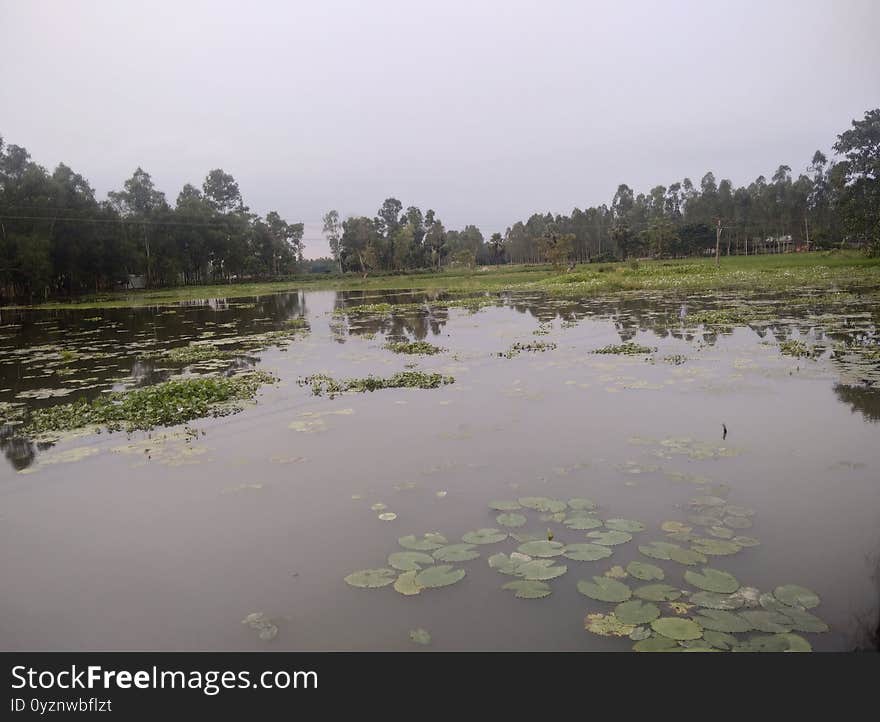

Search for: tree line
xmin=0 ymin=144 xmax=304 ymax=301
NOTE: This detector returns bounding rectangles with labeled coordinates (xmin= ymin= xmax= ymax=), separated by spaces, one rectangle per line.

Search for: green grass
xmin=5 ymin=252 xmax=879 ymax=310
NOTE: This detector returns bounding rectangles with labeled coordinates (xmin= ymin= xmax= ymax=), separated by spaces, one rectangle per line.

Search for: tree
xmin=539 ymin=226 xmax=574 ymax=268
xmin=322 ymin=209 xmax=342 ymax=272
xmin=488 ymin=232 xmax=505 ymax=264
xmin=833 ymin=108 xmax=880 ymax=254
xmin=202 ymin=169 xmax=243 ymax=214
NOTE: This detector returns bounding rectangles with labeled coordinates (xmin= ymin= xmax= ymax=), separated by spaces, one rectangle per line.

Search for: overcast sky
xmin=2 ymin=0 xmax=878 ymax=257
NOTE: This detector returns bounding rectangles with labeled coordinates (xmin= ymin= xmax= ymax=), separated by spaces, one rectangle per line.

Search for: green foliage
xmin=592 ymin=342 xmax=655 ymax=355
xmin=299 ymin=371 xmax=454 ymax=397
xmin=384 ymin=340 xmax=444 ymax=355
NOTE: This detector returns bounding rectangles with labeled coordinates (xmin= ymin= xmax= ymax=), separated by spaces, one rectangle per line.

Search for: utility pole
xmin=715 ymin=218 xmax=722 ymax=267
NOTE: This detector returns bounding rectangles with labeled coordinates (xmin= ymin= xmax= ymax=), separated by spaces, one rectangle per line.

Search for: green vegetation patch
xmin=499 ymin=341 xmax=557 ymax=359
xmin=592 ymin=342 xmax=655 ymax=355
xmin=24 ymin=371 xmax=276 ymax=434
xmin=384 ymin=340 xmax=444 ymax=355
xmin=779 ymin=340 xmax=820 ymax=358
xmin=299 ymin=371 xmax=454 ymax=397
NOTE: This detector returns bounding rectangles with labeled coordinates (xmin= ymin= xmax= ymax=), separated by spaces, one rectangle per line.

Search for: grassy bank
xmin=5 ymin=252 xmax=879 ymax=310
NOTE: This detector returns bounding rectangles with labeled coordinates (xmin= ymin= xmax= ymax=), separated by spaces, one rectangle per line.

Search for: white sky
xmin=2 ymin=0 xmax=878 ymax=257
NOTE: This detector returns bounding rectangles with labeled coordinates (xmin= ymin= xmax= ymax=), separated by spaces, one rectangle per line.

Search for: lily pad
xmin=409 ymin=628 xmax=431 ymax=645
xmin=502 ymin=579 xmax=552 ymax=599
xmin=626 ymin=561 xmax=665 ymax=581
xmin=708 ymin=525 xmax=734 ymax=539
xmin=780 ymin=608 xmax=829 ymax=633
xmin=690 ymin=538 xmax=741 ymax=556
xmin=723 ymin=505 xmax=755 ymax=517
xmin=344 ymin=568 xmax=397 ymax=588
xmin=738 ymin=610 xmax=793 ymax=633
xmin=661 ymin=521 xmax=693 ymax=534
xmin=398 ymin=533 xmax=448 ymax=551
xmin=605 ymin=518 xmax=645 ymax=533
xmin=639 ymin=541 xmax=682 ymax=560
xmin=577 ymin=576 xmax=632 ymax=602
xmin=633 ymin=584 xmax=682 ymax=602
xmin=692 ymin=609 xmax=754 ymax=633
xmin=393 ymin=571 xmax=423 ymax=596
xmin=690 ymin=591 xmax=744 ymax=610
xmin=518 ymin=496 xmax=567 ymax=513
xmin=633 ymin=635 xmax=679 ymax=651
xmin=587 ymin=530 xmax=633 ymax=546
xmin=388 ymin=551 xmax=435 ymax=571
xmin=462 ymin=528 xmax=508 ymax=545
xmin=615 ymin=599 xmax=661 ymax=625
xmin=629 ymin=625 xmax=653 ymax=641
xmin=517 ymin=540 xmax=566 ymax=557
xmin=568 ymin=497 xmax=597 ymax=511
xmin=723 ymin=516 xmax=752 ymax=529
xmin=563 ymin=515 xmax=603 ymax=530
xmin=731 ymin=536 xmax=761 ymax=548
xmin=703 ymin=630 xmax=739 ymax=650
xmin=415 ymin=565 xmax=466 ymax=589
xmin=489 ymin=500 xmax=522 ymax=511
xmin=774 ymin=584 xmax=820 ymax=610
xmin=496 ymin=513 xmax=527 ymax=528
xmin=669 ymin=547 xmax=708 ymax=566
xmin=684 ymin=568 xmax=740 ymax=594
xmin=378 ymin=512 xmax=398 ymax=521
xmin=651 ymin=617 xmax=703 ymax=640
xmin=432 ymin=544 xmax=480 ymax=563
xmin=517 ymin=559 xmax=568 ymax=581
xmin=585 ymin=612 xmax=635 ymax=637
xmin=563 ymin=543 xmax=613 ymax=561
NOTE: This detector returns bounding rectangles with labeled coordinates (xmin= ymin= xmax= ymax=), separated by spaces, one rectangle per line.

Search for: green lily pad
xmin=414 ymin=565 xmax=466 ymax=589
xmin=690 ymin=538 xmax=741 ymax=556
xmin=344 ymin=568 xmax=397 ymax=588
xmin=409 ymin=628 xmax=431 ymax=645
xmin=691 ymin=591 xmax=745 ymax=610
xmin=708 ymin=525 xmax=734 ymax=539
xmin=733 ymin=633 xmax=810 ymax=652
xmin=723 ymin=505 xmax=755 ymax=518
xmin=615 ymin=599 xmax=661 ymax=625
xmin=665 ymin=531 xmax=698 ymax=543
xmin=432 ymin=544 xmax=480 ymax=563
xmin=503 ymin=579 xmax=552 ymax=599
xmin=398 ymin=533 xmax=448 ymax=551
xmin=462 ymin=528 xmax=508 ymax=545
xmin=703 ymin=630 xmax=739 ymax=650
xmin=731 ymin=536 xmax=761 ymax=547
xmin=626 ymin=561 xmax=665 ymax=581
xmin=723 ymin=516 xmax=752 ymax=529
xmin=496 ymin=513 xmax=527 ymax=528
xmin=639 ymin=541 xmax=682 ymax=560
xmin=633 ymin=635 xmax=680 ymax=652
xmin=577 ymin=576 xmax=632 ymax=602
xmin=684 ymin=567 xmax=740 ymax=594
xmin=564 ymin=515 xmax=603 ymax=530
xmin=517 ymin=540 xmax=566 ymax=557
xmin=629 ymin=625 xmax=653 ymax=641
xmin=539 ymin=512 xmax=567 ymax=523
xmin=759 ymin=592 xmax=791 ymax=614
xmin=563 ymin=543 xmax=613 ymax=561
xmin=605 ymin=518 xmax=645 ymax=533
xmin=585 ymin=612 xmax=635 ymax=637
xmin=518 ymin=497 xmax=567 ymax=513
xmin=393 ymin=570 xmax=423 ymax=596
xmin=489 ymin=500 xmax=522 ymax=511
xmin=517 ymin=559 xmax=568 ymax=581
xmin=692 ymin=609 xmax=754 ymax=633
xmin=388 ymin=551 xmax=435 ymax=571
xmin=651 ymin=617 xmax=703 ymax=640
xmin=774 ymin=584 xmax=820 ymax=610
xmin=669 ymin=547 xmax=708 ymax=566
xmin=780 ymin=607 xmax=829 ymax=633
xmin=739 ymin=610 xmax=793 ymax=633
xmin=633 ymin=583 xmax=682 ymax=602
xmin=690 ymin=495 xmax=726 ymax=507
xmin=587 ymin=530 xmax=633 ymax=546
xmin=568 ymin=497 xmax=597 ymax=511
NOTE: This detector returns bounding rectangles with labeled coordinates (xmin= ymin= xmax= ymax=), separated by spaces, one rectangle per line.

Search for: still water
xmin=0 ymin=288 xmax=878 ymax=650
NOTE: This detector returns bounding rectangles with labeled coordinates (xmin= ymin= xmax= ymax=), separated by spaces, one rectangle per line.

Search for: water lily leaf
xmin=692 ymin=609 xmax=754 ymax=633
xmin=669 ymin=547 xmax=707 ymax=566
xmin=738 ymin=610 xmax=793 ymax=633
xmin=690 ymin=538 xmax=741 ymax=556
xmin=733 ymin=633 xmax=809 ymax=652
xmin=487 ymin=553 xmax=524 ymax=575
xmin=691 ymin=591 xmax=744 ymax=610
xmin=633 ymin=584 xmax=682 ymax=602
xmin=344 ymin=568 xmax=396 ymax=588
xmin=503 ymin=579 xmax=551 ymax=599
xmin=684 ymin=567 xmax=740 ymax=594
xmin=393 ymin=571 xmax=423 ymax=596
xmin=708 ymin=525 xmax=734 ymax=539
xmin=723 ymin=504 xmax=755 ymax=518
xmin=639 ymin=541 xmax=682 ymax=560
xmin=577 ymin=576 xmax=632 ymax=602
xmin=661 ymin=521 xmax=692 ymax=534
xmin=730 ymin=586 xmax=761 ymax=608
xmin=604 ymin=565 xmax=628 ymax=578
xmin=703 ymin=630 xmax=739 ymax=650
xmin=731 ymin=536 xmax=761 ymax=547
xmin=563 ymin=543 xmax=613 ymax=561
xmin=568 ymin=497 xmax=597 ymax=511
xmin=370 ymin=502 xmax=387 ymax=511
xmin=489 ymin=500 xmax=522 ymax=511
xmin=780 ymin=608 xmax=829 ymax=633
xmin=758 ymin=592 xmax=791 ymax=614
xmin=518 ymin=496 xmax=567 ymax=513
xmin=605 ymin=518 xmax=645 ymax=533
xmin=629 ymin=625 xmax=653 ymax=641
xmin=688 ymin=513 xmax=723 ymax=527
xmin=779 ymin=633 xmax=812 ymax=651
xmin=398 ymin=533 xmax=448 ymax=551
xmin=626 ymin=561 xmax=665 ymax=581
xmin=633 ymin=635 xmax=680 ymax=651
xmin=462 ymin=528 xmax=508 ymax=545
xmin=585 ymin=612 xmax=635 ymax=637
xmin=615 ymin=599 xmax=661 ymax=624
xmin=723 ymin=516 xmax=752 ymax=529
xmin=539 ymin=512 xmax=567 ymax=523
xmin=774 ymin=584 xmax=820 ymax=610
xmin=378 ymin=512 xmax=398 ymax=521
xmin=587 ymin=530 xmax=633 ymax=546
xmin=517 ymin=540 xmax=566 ymax=557
xmin=388 ymin=551 xmax=435 ymax=571
xmin=415 ymin=565 xmax=466 ymax=589
xmin=517 ymin=559 xmax=568 ymax=581
xmin=690 ymin=495 xmax=726 ymax=507
xmin=496 ymin=513 xmax=527 ymax=528
xmin=563 ymin=515 xmax=603 ymax=530
xmin=665 ymin=531 xmax=698 ymax=543
xmin=432 ymin=544 xmax=480 ymax=563
xmin=409 ymin=628 xmax=431 ymax=645
xmin=651 ymin=617 xmax=703 ymax=640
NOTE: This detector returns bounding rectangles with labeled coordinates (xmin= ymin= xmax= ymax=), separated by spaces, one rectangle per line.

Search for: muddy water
xmin=0 ymin=288 xmax=878 ymax=651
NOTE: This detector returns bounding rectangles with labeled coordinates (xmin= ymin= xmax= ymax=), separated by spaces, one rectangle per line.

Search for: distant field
xmin=5 ymin=251 xmax=879 ymax=309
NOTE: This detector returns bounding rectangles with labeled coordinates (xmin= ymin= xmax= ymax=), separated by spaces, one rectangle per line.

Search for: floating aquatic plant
xmin=384 ymin=340 xmax=444 ymax=355
xmin=299 ymin=371 xmax=454 ymax=397
xmin=592 ymin=342 xmax=655 ymax=355
xmin=577 ymin=576 xmax=632 ymax=602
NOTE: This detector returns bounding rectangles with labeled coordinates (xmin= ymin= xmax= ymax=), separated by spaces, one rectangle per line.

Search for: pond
xmin=0 ymin=286 xmax=878 ymax=651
